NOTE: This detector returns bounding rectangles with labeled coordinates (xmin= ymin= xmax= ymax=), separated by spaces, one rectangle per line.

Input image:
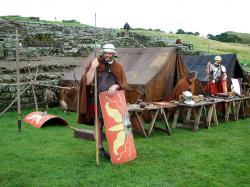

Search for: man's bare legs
xmin=94 ymin=120 xmax=110 ymax=159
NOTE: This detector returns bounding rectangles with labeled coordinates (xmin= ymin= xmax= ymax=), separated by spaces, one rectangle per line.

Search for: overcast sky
xmin=1 ymin=0 xmax=249 ymax=37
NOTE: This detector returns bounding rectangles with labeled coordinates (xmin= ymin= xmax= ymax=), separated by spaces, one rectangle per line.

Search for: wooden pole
xmin=15 ymin=28 xmax=21 ymax=131
xmin=28 ymin=65 xmax=38 ymax=111
xmin=94 ymin=12 xmax=100 ymax=166
xmin=94 ymin=69 xmax=99 ymax=166
xmin=33 ymin=83 xmax=72 ymax=90
xmin=207 ymin=43 xmax=212 ymax=95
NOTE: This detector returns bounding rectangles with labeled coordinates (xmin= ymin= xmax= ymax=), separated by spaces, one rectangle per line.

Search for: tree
xmin=176 ymin=29 xmax=200 ymax=36
xmin=207 ymin=34 xmax=215 ymax=40
xmin=214 ymin=32 xmax=242 ymax=43
xmin=194 ymin=32 xmax=200 ymax=36
xmin=207 ymin=32 xmax=242 ymax=43
xmin=176 ymin=29 xmax=185 ymax=34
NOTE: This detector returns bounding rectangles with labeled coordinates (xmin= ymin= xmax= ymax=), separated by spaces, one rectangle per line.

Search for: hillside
xmin=132 ymin=30 xmax=250 ymax=71
xmin=227 ymin=31 xmax=250 ymax=45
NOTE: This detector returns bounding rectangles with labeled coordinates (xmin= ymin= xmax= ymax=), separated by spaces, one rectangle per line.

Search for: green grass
xmin=1 ymin=108 xmax=250 ymax=186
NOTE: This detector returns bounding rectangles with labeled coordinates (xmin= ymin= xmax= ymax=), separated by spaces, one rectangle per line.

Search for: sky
xmin=1 ymin=0 xmax=249 ymax=37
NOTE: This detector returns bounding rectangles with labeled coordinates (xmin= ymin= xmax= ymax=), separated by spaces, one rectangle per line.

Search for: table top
xmin=176 ymin=102 xmax=213 ymax=107
xmin=176 ymin=98 xmax=224 ymax=107
xmin=222 ymin=96 xmax=250 ymax=102
xmin=127 ymin=96 xmax=250 ymax=111
xmin=127 ymin=104 xmax=159 ymax=112
xmin=149 ymin=101 xmax=177 ymax=108
xmin=175 ymin=95 xmax=250 ymax=107
xmin=127 ymin=102 xmax=177 ymax=112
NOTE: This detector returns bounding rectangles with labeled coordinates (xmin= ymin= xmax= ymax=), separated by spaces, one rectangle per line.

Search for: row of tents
xmin=59 ymin=47 xmax=250 ymax=111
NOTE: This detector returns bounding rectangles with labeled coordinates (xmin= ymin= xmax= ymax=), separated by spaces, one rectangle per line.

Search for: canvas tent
xmin=59 ymin=47 xmax=188 ymax=111
xmin=182 ymin=54 xmax=250 ymax=83
xmin=181 ymin=54 xmax=250 ymax=94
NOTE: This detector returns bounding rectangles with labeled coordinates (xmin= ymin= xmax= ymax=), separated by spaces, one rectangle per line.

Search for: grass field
xmin=1 ymin=108 xmax=250 ymax=186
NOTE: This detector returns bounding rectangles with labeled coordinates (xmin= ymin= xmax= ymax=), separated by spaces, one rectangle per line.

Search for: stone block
xmin=9 ymin=85 xmax=17 ymax=92
xmin=0 ymin=42 xmax=4 ymax=59
xmin=0 ymin=93 xmax=11 ymax=99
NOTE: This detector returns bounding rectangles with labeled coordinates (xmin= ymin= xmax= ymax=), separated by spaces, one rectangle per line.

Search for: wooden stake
xmin=0 ymin=84 xmax=31 ymax=117
xmin=94 ymin=70 xmax=100 ymax=165
xmin=94 ymin=12 xmax=100 ymax=166
xmin=15 ymin=28 xmax=21 ymax=131
xmin=33 ymin=83 xmax=72 ymax=90
xmin=27 ymin=65 xmax=38 ymax=111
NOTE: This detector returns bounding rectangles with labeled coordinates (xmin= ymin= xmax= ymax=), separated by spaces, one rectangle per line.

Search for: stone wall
xmin=0 ymin=64 xmax=76 ymax=83
xmin=0 ymin=80 xmax=59 ymax=111
xmin=0 ymin=19 xmax=202 ymax=60
xmin=0 ymin=20 xmax=116 ymax=60
xmin=0 ymin=62 xmax=76 ymax=111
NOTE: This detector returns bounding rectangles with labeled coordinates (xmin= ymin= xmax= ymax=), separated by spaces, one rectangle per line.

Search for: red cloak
xmin=165 ymin=77 xmax=195 ymax=102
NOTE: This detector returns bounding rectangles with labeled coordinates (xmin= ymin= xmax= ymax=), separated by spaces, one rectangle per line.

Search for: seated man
xmin=165 ymin=71 xmax=198 ymax=102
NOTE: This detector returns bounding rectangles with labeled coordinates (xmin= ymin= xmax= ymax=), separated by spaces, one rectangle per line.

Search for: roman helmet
xmin=101 ymin=44 xmax=116 ymax=53
xmin=214 ymin=55 xmax=222 ymax=65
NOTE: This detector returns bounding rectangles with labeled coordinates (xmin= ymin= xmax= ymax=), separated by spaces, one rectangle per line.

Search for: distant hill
xmin=227 ymin=31 xmax=250 ymax=45
xmin=132 ymin=30 xmax=250 ymax=72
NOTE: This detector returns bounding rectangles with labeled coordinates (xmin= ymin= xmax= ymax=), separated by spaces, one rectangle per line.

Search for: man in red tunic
xmin=77 ymin=44 xmax=127 ymax=159
xmin=205 ymin=55 xmax=227 ymax=95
